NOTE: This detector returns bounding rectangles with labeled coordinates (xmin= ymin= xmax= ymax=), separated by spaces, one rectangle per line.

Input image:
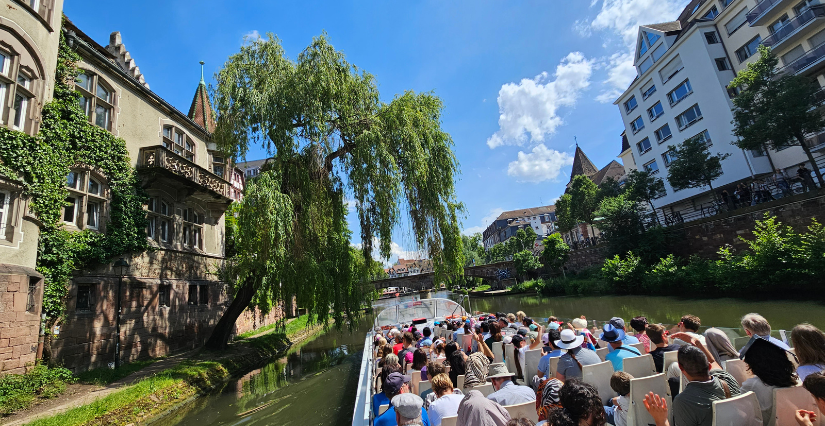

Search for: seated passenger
xmin=672 ymin=345 xmax=741 ymax=426
xmin=486 ymin=362 xmax=536 ymax=406
xmin=537 ymin=329 xmax=564 ymax=379
xmin=554 ymin=329 xmax=601 ymax=381
xmin=604 ymin=372 xmax=632 ymax=426
xmin=606 ymin=317 xmax=639 ymax=352
xmin=646 ymin=324 xmax=679 ymax=373
xmin=740 ymin=335 xmax=799 ymax=422
xmin=427 ymin=373 xmax=464 ymax=426
xmin=457 ymin=389 xmax=511 ymax=426
xmin=630 ymin=317 xmax=651 ymax=353
xmin=740 ymin=313 xmax=789 ymax=350
xmin=392 ymin=393 xmax=428 ymax=426
xmin=602 ymin=324 xmax=641 ymax=372
xmin=791 ymin=324 xmax=825 ymax=381
xmin=375 ymin=372 xmax=430 ymax=426
xmin=798 ymin=373 xmax=825 ymax=426
xmin=703 ymin=327 xmax=739 ymax=366
xmin=542 ymin=379 xmax=606 ymax=426
xmin=671 ymin=315 xmax=706 ymax=347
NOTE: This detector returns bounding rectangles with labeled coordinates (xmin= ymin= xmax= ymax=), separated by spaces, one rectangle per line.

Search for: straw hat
xmin=571 ymin=318 xmax=588 ymax=330
xmin=555 ymin=329 xmax=585 ymax=349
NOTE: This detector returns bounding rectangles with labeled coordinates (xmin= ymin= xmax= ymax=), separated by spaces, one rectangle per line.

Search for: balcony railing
xmin=762 ymin=6 xmax=825 ymax=48
xmin=804 ymin=131 xmax=825 ymax=151
xmin=137 ymin=145 xmax=230 ymax=199
xmin=747 ymin=0 xmax=785 ymax=24
xmin=779 ymin=41 xmax=825 ymax=74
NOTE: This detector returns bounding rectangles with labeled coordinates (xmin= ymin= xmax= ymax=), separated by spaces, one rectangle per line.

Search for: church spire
xmin=187 ymin=61 xmax=216 ymax=133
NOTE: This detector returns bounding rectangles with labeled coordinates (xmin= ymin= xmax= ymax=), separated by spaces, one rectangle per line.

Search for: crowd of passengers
xmin=371 ymin=311 xmax=825 ymax=426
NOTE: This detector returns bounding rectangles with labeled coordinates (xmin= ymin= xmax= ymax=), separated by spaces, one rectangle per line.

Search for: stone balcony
xmin=136 ymin=145 xmax=232 ymax=204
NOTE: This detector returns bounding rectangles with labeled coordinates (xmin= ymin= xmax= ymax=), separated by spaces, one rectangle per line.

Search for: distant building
xmin=236 ymin=158 xmax=268 ymax=180
xmin=385 ymin=258 xmax=434 ymax=278
xmin=482 ymin=205 xmax=557 ymax=250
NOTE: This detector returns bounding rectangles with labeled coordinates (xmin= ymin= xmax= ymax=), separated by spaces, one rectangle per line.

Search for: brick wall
xmin=0 ymin=267 xmax=44 ymax=375
xmin=673 ymin=190 xmax=825 ymax=259
xmin=564 ymin=246 xmax=608 ymax=273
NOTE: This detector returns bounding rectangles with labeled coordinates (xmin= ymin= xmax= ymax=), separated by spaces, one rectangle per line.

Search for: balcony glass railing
xmin=804 ymin=131 xmax=825 ymax=150
xmin=779 ymin=41 xmax=825 ymax=74
xmin=763 ymin=6 xmax=825 ymax=47
xmin=747 ymin=0 xmax=784 ymax=24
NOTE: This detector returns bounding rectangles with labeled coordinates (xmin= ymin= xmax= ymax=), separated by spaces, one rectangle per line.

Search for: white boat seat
xmin=441 ymin=416 xmax=458 ymax=426
xmin=582 ymin=360 xmax=614 ymax=405
xmin=378 ymin=404 xmax=389 ymax=415
xmin=712 ymin=391 xmax=763 ymax=426
xmin=628 ymin=373 xmax=670 ymax=426
xmin=492 ymin=341 xmax=504 ymax=363
xmin=457 ymin=374 xmax=465 ymax=390
xmin=596 ymin=347 xmax=608 ymax=362
xmin=418 ymin=380 xmax=431 ymax=398
xmin=623 ymin=353 xmax=656 ymax=379
xmin=723 ymin=359 xmax=752 ymax=386
xmin=525 ymin=349 xmax=542 ymax=381
xmin=503 ymin=400 xmax=539 ymax=423
xmin=772 ymin=386 xmax=822 ymax=426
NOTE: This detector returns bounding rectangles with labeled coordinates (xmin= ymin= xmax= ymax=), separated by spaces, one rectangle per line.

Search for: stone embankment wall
xmin=672 ymin=190 xmax=825 ymax=259
xmin=563 ymin=246 xmax=608 ymax=273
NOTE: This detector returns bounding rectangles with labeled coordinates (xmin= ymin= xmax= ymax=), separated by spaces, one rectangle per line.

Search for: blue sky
xmin=65 ymin=0 xmax=689 ymax=264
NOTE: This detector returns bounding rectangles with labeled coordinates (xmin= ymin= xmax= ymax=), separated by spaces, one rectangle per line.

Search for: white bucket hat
xmin=555 ymin=329 xmax=585 ymax=349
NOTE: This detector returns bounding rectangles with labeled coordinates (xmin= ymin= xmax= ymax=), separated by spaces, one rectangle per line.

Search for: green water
xmin=165 ymin=291 xmax=825 ymax=426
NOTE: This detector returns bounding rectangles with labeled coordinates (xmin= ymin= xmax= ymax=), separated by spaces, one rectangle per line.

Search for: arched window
xmin=0 ymin=27 xmax=44 ymax=135
xmin=162 ymin=125 xmax=195 ymax=162
xmin=63 ymin=170 xmax=107 ymax=230
xmin=76 ymin=71 xmax=115 ymax=132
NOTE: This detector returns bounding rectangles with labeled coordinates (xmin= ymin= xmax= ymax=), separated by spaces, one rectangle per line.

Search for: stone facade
xmin=564 ymin=246 xmax=608 ymax=273
xmin=673 ymin=189 xmax=825 ymax=259
xmin=0 ymin=266 xmax=43 ymax=374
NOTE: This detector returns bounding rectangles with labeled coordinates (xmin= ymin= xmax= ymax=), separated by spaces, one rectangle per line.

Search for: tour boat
xmin=351 ymin=297 xmax=469 ymax=426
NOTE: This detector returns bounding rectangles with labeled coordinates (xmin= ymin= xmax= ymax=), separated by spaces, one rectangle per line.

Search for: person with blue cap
xmin=603 ymin=323 xmax=641 ymax=371
xmin=374 ymin=372 xmax=431 ymax=426
xmin=606 ymin=317 xmax=639 ymax=353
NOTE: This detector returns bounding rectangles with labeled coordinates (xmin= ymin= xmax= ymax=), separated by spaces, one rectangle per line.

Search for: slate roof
xmin=591 ymin=160 xmax=626 ymax=186
xmin=188 ymin=81 xmax=216 ymax=133
xmin=495 ymin=205 xmax=556 ymax=221
xmin=642 ymin=21 xmax=683 ymax=34
xmin=620 ymin=132 xmax=630 ymax=155
xmin=569 ymin=146 xmax=600 ymax=183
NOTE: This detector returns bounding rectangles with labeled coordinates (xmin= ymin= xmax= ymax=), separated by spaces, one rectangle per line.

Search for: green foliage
xmin=595 ymin=195 xmax=645 ymax=256
xmin=666 ymin=135 xmax=731 ymax=194
xmin=483 ymin=227 xmax=538 ymax=265
xmin=596 ymin=176 xmax=623 ymax=204
xmin=731 ymin=45 xmax=825 ymax=185
xmin=462 ymin=233 xmax=484 ymax=266
xmin=624 ymin=169 xmax=666 ymax=212
xmin=554 ymin=194 xmax=576 ymax=233
xmin=541 ymin=233 xmax=570 ymax=271
xmin=570 ymin=175 xmax=599 ymax=225
xmin=212 ymin=34 xmax=463 ymax=328
xmin=0 ymin=365 xmax=76 ymax=415
xmin=513 ymin=249 xmax=541 ymax=279
xmin=0 ymin=31 xmax=148 ymax=319
xmin=601 ymin=252 xmax=643 ymax=293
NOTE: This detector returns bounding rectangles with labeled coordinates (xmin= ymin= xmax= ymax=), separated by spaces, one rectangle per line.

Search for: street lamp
xmin=113 ymin=257 xmax=129 ymax=369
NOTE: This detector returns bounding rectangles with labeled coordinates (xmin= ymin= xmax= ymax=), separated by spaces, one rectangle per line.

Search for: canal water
xmin=165 ymin=291 xmax=825 ymax=426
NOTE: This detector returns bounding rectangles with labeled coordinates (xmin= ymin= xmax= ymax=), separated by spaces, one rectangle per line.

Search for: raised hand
xmin=643 ymin=392 xmax=669 ymax=426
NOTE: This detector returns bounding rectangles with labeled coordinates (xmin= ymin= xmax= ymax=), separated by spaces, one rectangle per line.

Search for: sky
xmin=65 ymin=0 xmax=690 ymax=265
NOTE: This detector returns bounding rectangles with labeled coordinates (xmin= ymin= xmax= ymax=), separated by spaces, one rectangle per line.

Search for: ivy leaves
xmin=0 ymin=31 xmax=148 ymax=319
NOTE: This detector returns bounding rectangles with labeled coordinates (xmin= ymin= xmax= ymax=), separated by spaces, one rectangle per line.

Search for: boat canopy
xmin=374 ymin=298 xmax=467 ymax=329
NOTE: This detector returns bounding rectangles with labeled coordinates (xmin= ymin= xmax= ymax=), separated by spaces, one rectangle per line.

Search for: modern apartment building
xmin=615 ymin=0 xmax=825 ymax=216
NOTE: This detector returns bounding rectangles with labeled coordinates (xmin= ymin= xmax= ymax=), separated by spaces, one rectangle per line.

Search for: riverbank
xmin=2 ymin=316 xmax=326 ymax=426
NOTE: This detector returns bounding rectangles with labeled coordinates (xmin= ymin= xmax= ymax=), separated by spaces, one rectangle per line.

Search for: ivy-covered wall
xmin=0 ymin=32 xmax=148 ymax=322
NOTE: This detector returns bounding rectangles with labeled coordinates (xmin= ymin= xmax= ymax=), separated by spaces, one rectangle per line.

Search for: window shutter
xmin=659 ymin=56 xmax=684 ymax=83
xmin=725 ymin=8 xmax=749 ymax=35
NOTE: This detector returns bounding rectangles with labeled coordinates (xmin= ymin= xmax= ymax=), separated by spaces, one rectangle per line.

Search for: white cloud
xmin=506 ymin=144 xmax=574 ymax=183
xmin=487 ymin=52 xmax=594 ymax=149
xmin=585 ymin=0 xmax=690 ymax=100
xmin=595 ymin=52 xmax=637 ymax=103
xmin=243 ymin=30 xmax=261 ymax=44
xmin=462 ymin=207 xmax=505 ymax=236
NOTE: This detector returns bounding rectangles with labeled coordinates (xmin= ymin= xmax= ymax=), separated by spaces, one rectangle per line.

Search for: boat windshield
xmin=374 ymin=298 xmax=467 ymax=328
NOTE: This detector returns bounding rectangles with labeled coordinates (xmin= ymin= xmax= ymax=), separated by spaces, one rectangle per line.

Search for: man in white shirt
xmin=671 ymin=315 xmax=706 ymax=347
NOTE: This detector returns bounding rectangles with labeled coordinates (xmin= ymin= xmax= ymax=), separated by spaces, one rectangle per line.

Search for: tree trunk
xmin=648 ymin=200 xmax=658 ymax=225
xmin=797 ymin=134 xmax=825 ymax=187
xmin=204 ymin=279 xmax=256 ymax=350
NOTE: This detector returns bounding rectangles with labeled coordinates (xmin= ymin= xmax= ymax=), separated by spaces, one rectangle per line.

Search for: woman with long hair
xmin=741 ymin=338 xmax=799 ymax=421
xmin=412 ymin=348 xmax=429 ymax=380
xmin=792 ymin=323 xmax=825 ymax=381
xmin=446 ymin=342 xmax=467 ymax=388
xmin=544 ymin=379 xmax=606 ymax=426
xmin=485 ymin=322 xmax=504 ymax=358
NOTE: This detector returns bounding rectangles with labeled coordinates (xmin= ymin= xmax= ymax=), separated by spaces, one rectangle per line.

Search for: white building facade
xmin=616 ymin=0 xmax=825 ymax=216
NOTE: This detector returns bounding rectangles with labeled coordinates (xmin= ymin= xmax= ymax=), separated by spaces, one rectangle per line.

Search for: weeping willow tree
xmin=204 ymin=33 xmax=464 ymax=349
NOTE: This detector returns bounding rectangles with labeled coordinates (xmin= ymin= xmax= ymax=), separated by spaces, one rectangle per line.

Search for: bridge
xmin=372 ymin=261 xmax=516 ymax=290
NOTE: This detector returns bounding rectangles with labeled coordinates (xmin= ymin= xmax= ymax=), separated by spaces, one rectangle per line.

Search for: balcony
xmin=137 ymin=145 xmax=232 ymax=203
xmin=779 ymin=40 xmax=825 ymax=75
xmin=804 ymin=131 xmax=825 ymax=151
xmin=747 ymin=0 xmax=792 ymax=26
xmin=762 ymin=6 xmax=825 ymax=50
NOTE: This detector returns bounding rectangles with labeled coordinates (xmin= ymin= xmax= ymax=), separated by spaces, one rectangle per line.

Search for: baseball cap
xmin=384 ymin=372 xmax=411 ymax=394
xmin=512 ymin=335 xmax=525 ymax=346
xmin=391 ymin=393 xmax=424 ymax=419
xmin=529 ymin=324 xmax=538 ymax=331
xmin=517 ymin=329 xmax=528 ymax=337
xmin=609 ymin=317 xmax=626 ymax=330
xmin=547 ymin=322 xmax=560 ymax=330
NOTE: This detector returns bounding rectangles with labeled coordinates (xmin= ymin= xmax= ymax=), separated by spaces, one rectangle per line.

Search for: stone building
xmin=0 ymin=0 xmax=66 ymax=374
xmin=482 ymin=205 xmax=558 ymax=250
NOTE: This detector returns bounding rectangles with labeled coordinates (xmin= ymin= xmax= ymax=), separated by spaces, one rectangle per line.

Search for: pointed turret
xmin=568 ymin=145 xmax=599 ymax=183
xmin=187 ymin=61 xmax=216 ymax=133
